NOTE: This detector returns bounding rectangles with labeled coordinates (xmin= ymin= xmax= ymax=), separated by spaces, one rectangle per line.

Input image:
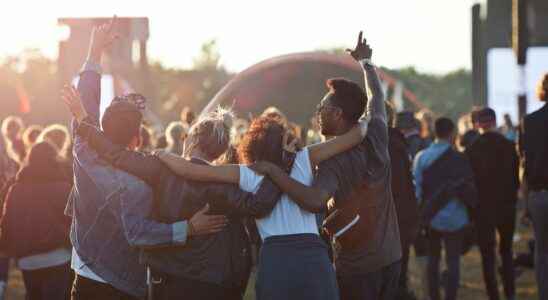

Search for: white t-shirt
xmin=239 ymin=147 xmax=318 ymax=240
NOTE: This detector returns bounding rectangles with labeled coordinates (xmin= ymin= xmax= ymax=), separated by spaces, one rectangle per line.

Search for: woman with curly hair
xmin=159 ymin=114 xmax=369 ymax=300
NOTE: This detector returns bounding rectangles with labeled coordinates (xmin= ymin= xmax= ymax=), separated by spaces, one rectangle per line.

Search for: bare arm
xmin=308 ymin=119 xmax=369 ymax=166
xmin=157 ymin=152 xmax=240 ymax=184
xmin=251 ymin=161 xmax=334 ymax=213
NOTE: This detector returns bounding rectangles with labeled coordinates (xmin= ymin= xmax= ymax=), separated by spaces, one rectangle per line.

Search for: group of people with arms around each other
xmin=0 ymin=15 xmax=547 ymax=300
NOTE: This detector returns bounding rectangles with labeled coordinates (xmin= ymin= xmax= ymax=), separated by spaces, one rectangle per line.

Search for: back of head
xmin=165 ymin=121 xmax=188 ymax=155
xmin=238 ymin=116 xmax=286 ymax=167
xmin=395 ymin=111 xmax=419 ymax=131
xmin=434 ymin=117 xmax=455 ymax=140
xmin=101 ymin=101 xmax=143 ymax=147
xmin=19 ymin=141 xmax=62 ymax=182
xmin=23 ymin=125 xmax=43 ymax=148
xmin=261 ymin=107 xmax=288 ymax=124
xmin=325 ymin=78 xmax=367 ymax=123
xmin=37 ymin=124 xmax=70 ymax=156
xmin=185 ymin=107 xmax=233 ymax=160
xmin=475 ymin=107 xmax=497 ymax=130
xmin=1 ymin=116 xmax=24 ymax=139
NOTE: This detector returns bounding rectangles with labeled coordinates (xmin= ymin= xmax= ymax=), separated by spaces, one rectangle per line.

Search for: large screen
xmin=487 ymin=47 xmax=547 ymax=123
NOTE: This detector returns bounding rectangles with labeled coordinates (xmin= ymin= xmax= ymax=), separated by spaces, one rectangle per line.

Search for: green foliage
xmin=386 ymin=67 xmax=474 ymax=120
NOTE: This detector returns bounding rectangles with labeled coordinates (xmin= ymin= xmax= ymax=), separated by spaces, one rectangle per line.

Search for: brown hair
xmin=237 ymin=117 xmax=286 ymax=167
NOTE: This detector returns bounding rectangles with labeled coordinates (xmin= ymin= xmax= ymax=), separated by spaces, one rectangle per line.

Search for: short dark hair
xmin=434 ymin=117 xmax=455 ymax=140
xmin=475 ymin=107 xmax=496 ymax=126
xmin=101 ymin=102 xmax=143 ymax=146
xmin=325 ymin=78 xmax=367 ymax=123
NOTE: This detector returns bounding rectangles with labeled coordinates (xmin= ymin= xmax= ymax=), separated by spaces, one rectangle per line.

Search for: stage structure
xmin=58 ymin=17 xmax=163 ymax=130
xmin=203 ymin=52 xmax=427 ymax=124
xmin=472 ymin=0 xmax=548 ymax=121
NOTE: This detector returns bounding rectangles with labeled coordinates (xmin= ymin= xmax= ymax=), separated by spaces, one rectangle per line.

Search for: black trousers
xmin=427 ymin=229 xmax=463 ymax=300
xmin=21 ymin=263 xmax=71 ymax=300
xmin=477 ymin=209 xmax=516 ymax=300
xmin=150 ymin=272 xmax=242 ymax=300
xmin=338 ymin=261 xmax=401 ymax=300
xmin=70 ymin=275 xmax=138 ymax=300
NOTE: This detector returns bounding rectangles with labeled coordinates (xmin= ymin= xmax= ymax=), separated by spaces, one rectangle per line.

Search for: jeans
xmin=477 ymin=209 xmax=516 ymax=300
xmin=22 ymin=263 xmax=71 ymax=300
xmin=338 ymin=260 xmax=401 ymax=300
xmin=528 ymin=190 xmax=548 ymax=300
xmin=427 ymin=229 xmax=463 ymax=300
xmin=70 ymin=275 xmax=138 ymax=300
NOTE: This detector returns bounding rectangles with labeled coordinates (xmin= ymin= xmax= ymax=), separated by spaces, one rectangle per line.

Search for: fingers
xmin=107 ymin=15 xmax=118 ymax=33
xmin=196 ymin=203 xmax=210 ymax=215
xmin=357 ymin=31 xmax=363 ymax=47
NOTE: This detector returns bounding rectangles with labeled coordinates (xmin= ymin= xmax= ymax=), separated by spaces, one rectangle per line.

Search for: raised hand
xmin=87 ymin=15 xmax=119 ymax=62
xmin=188 ymin=204 xmax=228 ymax=236
xmin=61 ymin=85 xmax=87 ymax=122
xmin=345 ymin=31 xmax=372 ymax=62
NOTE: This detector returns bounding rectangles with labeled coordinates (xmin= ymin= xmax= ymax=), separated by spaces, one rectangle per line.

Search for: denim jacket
xmin=66 ymin=65 xmax=187 ymax=299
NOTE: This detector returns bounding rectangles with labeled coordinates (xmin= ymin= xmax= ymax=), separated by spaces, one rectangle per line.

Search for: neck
xmin=189 ymin=148 xmax=210 ymax=162
xmin=332 ymin=122 xmax=354 ymax=136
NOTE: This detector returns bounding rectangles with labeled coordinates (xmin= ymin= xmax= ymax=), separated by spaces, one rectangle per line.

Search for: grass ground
xmin=5 ymin=225 xmax=538 ymax=300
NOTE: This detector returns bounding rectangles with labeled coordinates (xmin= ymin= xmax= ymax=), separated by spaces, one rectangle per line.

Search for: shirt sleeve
xmin=171 ymin=221 xmax=188 ymax=244
xmin=239 ymin=165 xmax=263 ymax=193
xmin=312 ymin=160 xmax=340 ymax=199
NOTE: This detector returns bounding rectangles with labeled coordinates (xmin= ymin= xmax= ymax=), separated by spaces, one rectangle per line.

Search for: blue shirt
xmin=413 ymin=141 xmax=469 ymax=232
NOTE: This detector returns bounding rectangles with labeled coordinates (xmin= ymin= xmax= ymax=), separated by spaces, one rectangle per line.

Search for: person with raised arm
xmin=157 ymin=111 xmax=368 ymax=300
xmin=248 ymin=32 xmax=402 ymax=300
xmin=64 ymin=17 xmax=227 ymax=300
xmin=64 ymin=63 xmax=289 ymax=300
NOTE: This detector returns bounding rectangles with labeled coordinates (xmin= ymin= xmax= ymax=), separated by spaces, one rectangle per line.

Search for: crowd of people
xmin=0 ymin=16 xmax=547 ymax=300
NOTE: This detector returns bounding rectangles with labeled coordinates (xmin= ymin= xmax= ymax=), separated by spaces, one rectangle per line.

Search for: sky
xmin=0 ymin=0 xmax=479 ymax=74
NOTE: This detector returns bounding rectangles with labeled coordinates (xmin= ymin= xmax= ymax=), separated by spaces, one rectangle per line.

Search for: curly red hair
xmin=237 ymin=117 xmax=286 ymax=167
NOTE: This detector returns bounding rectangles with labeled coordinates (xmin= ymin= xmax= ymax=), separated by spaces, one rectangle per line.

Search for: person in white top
xmin=158 ymin=115 xmax=368 ymax=300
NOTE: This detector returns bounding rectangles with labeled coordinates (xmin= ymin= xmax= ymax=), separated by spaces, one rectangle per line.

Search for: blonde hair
xmin=165 ymin=121 xmax=189 ymax=155
xmin=37 ymin=124 xmax=70 ymax=158
xmin=184 ymin=107 xmax=234 ymax=160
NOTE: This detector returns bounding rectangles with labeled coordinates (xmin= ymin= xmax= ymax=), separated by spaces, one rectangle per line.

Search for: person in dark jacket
xmin=0 ymin=141 xmax=72 ymax=300
xmin=519 ymin=73 xmax=548 ymax=300
xmin=387 ymin=103 xmax=419 ymax=299
xmin=395 ymin=111 xmax=428 ymax=159
xmin=466 ymin=108 xmax=519 ymax=300
xmin=64 ymin=84 xmax=285 ymax=299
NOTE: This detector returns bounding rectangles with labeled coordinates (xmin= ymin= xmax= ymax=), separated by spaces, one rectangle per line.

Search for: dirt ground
xmin=5 ymin=225 xmax=538 ymax=300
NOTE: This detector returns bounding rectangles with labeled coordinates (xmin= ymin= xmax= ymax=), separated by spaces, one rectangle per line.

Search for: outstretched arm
xmin=157 ymin=151 xmax=240 ymax=184
xmin=307 ymin=119 xmax=369 ymax=166
xmin=347 ymin=31 xmax=386 ymax=123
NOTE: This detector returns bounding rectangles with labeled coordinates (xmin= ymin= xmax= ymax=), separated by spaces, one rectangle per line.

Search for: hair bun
xmin=215 ymin=106 xmax=234 ymax=129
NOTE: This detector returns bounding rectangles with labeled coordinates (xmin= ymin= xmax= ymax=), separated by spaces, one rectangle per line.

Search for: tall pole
xmin=513 ymin=0 xmax=529 ymax=120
